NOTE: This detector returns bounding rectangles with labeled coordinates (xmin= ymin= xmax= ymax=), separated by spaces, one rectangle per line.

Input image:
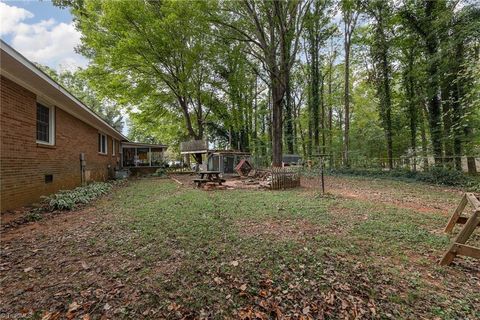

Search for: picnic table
xmin=193 ymin=170 xmax=226 ymax=187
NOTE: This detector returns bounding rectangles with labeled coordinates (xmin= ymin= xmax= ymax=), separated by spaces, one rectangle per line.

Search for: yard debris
xmin=41 ymin=311 xmax=61 ymax=320
xmin=81 ymin=261 xmax=89 ymax=270
xmin=235 ymin=159 xmax=254 ymax=177
xmin=67 ymin=301 xmax=81 ymax=312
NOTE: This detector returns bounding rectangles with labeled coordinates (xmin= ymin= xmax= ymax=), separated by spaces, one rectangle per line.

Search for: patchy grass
xmin=1 ymin=176 xmax=479 ymax=319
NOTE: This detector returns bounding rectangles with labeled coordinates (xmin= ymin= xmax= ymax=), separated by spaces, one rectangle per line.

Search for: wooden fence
xmin=270 ymin=167 xmax=301 ymax=190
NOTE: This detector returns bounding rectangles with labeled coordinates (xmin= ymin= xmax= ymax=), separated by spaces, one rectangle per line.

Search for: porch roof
xmin=122 ymin=142 xmax=168 ymax=149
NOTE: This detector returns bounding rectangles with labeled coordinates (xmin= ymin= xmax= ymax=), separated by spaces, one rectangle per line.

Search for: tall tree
xmin=215 ymin=0 xmax=309 ymax=166
xmin=61 ymin=0 xmax=218 ymax=162
xmin=341 ymin=0 xmax=360 ymax=167
xmin=304 ymin=0 xmax=334 ymax=157
xmin=400 ymin=0 xmax=449 ymax=164
xmin=365 ymin=0 xmax=394 ymax=169
xmin=440 ymin=3 xmax=480 ymax=171
xmin=400 ymin=38 xmax=422 ymax=171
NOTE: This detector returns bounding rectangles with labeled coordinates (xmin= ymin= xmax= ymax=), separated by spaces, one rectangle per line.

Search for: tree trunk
xmin=441 ymin=83 xmax=453 ymax=167
xmin=381 ymin=37 xmax=393 ymax=170
xmin=328 ymin=60 xmax=333 ymax=155
xmin=284 ymin=71 xmax=294 ymax=154
xmin=271 ymin=75 xmax=283 ymax=167
xmin=406 ymin=48 xmax=417 ymax=171
xmin=344 ymin=39 xmax=351 ymax=167
xmin=425 ymin=2 xmax=443 ymax=165
xmin=310 ymin=32 xmax=320 ymax=155
xmin=421 ymin=103 xmax=429 ymax=170
xmin=320 ymin=73 xmax=326 ymax=154
xmin=452 ymin=42 xmax=464 ymax=171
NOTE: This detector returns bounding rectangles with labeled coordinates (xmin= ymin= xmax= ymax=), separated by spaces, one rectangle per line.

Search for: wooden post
xmin=444 ymin=194 xmax=468 ymax=233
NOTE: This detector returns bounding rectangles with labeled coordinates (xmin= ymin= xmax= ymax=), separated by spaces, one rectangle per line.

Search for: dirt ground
xmin=172 ymin=173 xmax=462 ymax=214
xmin=1 ymin=175 xmax=478 ymax=319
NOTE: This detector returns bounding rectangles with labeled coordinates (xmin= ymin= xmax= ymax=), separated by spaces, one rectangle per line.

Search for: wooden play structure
xmin=440 ymin=193 xmax=480 ymax=266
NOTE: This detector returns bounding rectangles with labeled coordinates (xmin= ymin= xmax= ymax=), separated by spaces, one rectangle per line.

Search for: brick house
xmin=0 ymin=41 xmax=166 ymax=212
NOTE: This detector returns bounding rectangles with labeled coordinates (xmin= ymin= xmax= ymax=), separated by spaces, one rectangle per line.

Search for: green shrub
xmin=43 ymin=182 xmax=112 ymax=211
xmin=417 ymin=167 xmax=467 ymax=186
xmin=323 ymin=167 xmax=480 ymax=191
xmin=152 ymin=167 xmax=167 ymax=177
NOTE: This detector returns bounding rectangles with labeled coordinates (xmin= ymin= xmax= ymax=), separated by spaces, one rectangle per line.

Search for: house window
xmin=98 ymin=133 xmax=107 ymax=154
xmin=45 ymin=174 xmax=53 ymax=183
xmin=36 ymin=103 xmax=55 ymax=144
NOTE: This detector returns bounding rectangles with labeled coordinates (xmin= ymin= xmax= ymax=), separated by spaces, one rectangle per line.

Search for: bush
xmin=152 ymin=167 xmax=167 ymax=177
xmin=43 ymin=182 xmax=112 ymax=211
xmin=417 ymin=167 xmax=467 ymax=186
xmin=324 ymin=167 xmax=480 ymax=191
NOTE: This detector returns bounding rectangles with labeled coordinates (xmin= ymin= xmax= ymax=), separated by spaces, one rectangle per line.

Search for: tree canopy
xmin=54 ymin=0 xmax=479 ymax=171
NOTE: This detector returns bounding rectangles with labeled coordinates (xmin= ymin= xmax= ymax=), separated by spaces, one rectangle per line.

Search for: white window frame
xmin=112 ymin=139 xmax=116 ymax=156
xmin=36 ymin=102 xmax=55 ymax=145
xmin=98 ymin=133 xmax=108 ymax=155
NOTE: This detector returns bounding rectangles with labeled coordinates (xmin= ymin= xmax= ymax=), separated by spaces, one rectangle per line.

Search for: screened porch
xmin=121 ymin=142 xmax=167 ymax=168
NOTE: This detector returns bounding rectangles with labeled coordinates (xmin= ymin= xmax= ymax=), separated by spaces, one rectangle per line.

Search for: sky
xmin=0 ymin=0 xmax=88 ymax=72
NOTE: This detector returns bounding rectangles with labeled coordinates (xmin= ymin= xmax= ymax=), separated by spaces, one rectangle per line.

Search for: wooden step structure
xmin=440 ymin=193 xmax=480 ymax=266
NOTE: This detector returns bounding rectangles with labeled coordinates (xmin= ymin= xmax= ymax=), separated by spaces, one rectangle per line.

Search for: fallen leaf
xmin=214 ymin=277 xmax=223 ymax=285
xmin=81 ymin=261 xmax=89 ymax=270
xmin=68 ymin=302 xmax=81 ymax=312
xmin=302 ymin=306 xmax=310 ymax=315
xmin=230 ymin=260 xmax=239 ymax=267
xmin=239 ymin=284 xmax=247 ymax=291
xmin=103 ymin=303 xmax=111 ymax=311
xmin=24 ymin=267 xmax=33 ymax=272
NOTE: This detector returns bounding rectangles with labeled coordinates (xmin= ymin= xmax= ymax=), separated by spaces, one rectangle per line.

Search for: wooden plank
xmin=455 ymin=244 xmax=480 ymax=260
xmin=466 ymin=193 xmax=480 ymax=209
xmin=170 ymin=177 xmax=183 ymax=185
xmin=439 ymin=245 xmax=457 ymax=266
xmin=444 ymin=194 xmax=467 ymax=233
xmin=454 ymin=210 xmax=480 ymax=245
xmin=440 ymin=210 xmax=480 ymax=266
xmin=455 ymin=217 xmax=480 ymax=226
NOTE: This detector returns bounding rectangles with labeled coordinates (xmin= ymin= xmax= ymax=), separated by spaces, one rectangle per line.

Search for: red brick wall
xmin=1 ymin=76 xmax=120 ymax=212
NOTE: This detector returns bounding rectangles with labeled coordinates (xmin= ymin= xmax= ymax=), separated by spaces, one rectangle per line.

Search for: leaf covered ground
xmin=1 ymin=175 xmax=479 ymax=319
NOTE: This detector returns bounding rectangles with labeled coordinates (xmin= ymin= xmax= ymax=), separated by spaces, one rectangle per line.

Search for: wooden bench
xmin=193 ymin=178 xmax=208 ymax=187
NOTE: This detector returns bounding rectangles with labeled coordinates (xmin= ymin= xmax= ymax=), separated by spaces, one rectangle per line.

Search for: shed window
xmin=36 ymin=103 xmax=54 ymax=144
xmin=98 ymin=133 xmax=107 ymax=154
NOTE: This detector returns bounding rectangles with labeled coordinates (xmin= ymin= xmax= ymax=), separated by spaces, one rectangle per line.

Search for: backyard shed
xmin=207 ymin=150 xmax=252 ymax=174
